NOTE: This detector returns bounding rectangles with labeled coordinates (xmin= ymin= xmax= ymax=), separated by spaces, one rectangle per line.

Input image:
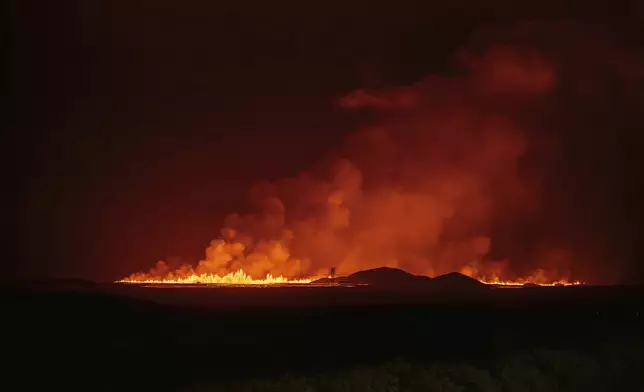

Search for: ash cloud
xmin=129 ymin=23 xmax=644 ymax=284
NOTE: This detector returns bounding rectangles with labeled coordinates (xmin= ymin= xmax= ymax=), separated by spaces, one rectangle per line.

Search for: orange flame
xmin=462 ymin=264 xmax=583 ymax=287
xmin=118 ymin=269 xmax=313 ymax=285
xmin=117 ymin=267 xmax=582 ymax=287
xmin=476 ymin=277 xmax=582 ymax=286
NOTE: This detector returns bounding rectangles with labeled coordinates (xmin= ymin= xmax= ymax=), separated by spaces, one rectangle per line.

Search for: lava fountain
xmin=118 ymin=269 xmax=313 ymax=285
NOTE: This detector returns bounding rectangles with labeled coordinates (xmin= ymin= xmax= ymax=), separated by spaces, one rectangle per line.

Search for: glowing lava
xmin=118 ymin=269 xmax=313 ymax=285
xmin=117 ymin=267 xmax=582 ymax=287
xmin=476 ymin=277 xmax=583 ymax=287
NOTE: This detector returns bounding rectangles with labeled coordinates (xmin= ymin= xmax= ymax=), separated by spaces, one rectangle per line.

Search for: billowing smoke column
xmin=124 ymin=24 xmax=644 ymax=285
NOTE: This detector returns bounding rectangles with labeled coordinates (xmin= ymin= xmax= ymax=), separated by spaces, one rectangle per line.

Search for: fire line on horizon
xmin=117 ymin=268 xmax=583 ymax=287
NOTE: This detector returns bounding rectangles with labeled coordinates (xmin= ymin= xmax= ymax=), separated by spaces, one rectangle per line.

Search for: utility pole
xmin=329 ymin=267 xmax=336 ymax=287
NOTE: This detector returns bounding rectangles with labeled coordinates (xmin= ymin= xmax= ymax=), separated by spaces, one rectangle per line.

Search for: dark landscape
xmin=5 ymin=268 xmax=643 ymax=391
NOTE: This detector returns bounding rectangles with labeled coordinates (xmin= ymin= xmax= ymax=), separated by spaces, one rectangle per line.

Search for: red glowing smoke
xmin=126 ymin=23 xmax=644 ymax=284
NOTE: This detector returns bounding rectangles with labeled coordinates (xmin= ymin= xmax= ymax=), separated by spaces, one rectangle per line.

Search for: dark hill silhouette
xmin=313 ymin=268 xmax=490 ymax=292
xmin=311 ymin=267 xmax=429 ymax=287
xmin=347 ymin=267 xmax=432 ymax=287
xmin=428 ymin=272 xmax=489 ymax=291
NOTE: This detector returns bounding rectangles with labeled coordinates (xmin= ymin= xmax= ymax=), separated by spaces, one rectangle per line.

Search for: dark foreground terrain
xmin=3 ymin=282 xmax=643 ymax=391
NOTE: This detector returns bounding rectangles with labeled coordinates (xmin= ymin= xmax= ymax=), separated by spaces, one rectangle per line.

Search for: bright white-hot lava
xmin=118 ymin=269 xmax=313 ymax=285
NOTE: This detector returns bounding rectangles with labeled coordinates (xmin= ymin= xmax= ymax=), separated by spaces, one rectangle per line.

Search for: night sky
xmin=9 ymin=0 xmax=644 ymax=282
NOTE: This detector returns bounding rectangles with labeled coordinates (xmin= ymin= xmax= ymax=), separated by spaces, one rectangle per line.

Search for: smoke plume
xmin=127 ymin=23 xmax=644 ymax=284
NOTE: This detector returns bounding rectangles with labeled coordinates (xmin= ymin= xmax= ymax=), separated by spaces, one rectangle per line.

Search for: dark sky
xmin=9 ymin=0 xmax=644 ymax=282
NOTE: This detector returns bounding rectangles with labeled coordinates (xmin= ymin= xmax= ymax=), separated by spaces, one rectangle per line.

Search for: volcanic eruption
xmin=120 ymin=24 xmax=643 ymax=287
